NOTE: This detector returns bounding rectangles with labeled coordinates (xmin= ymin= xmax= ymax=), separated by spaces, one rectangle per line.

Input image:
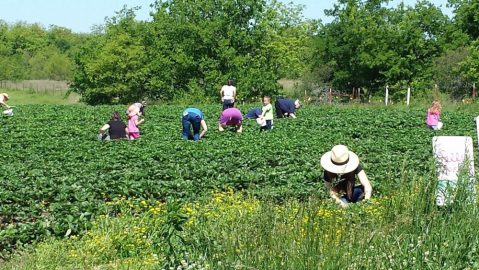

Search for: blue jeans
xmin=223 ymin=99 xmax=234 ymax=110
xmin=260 ymin=120 xmax=273 ymax=131
xmin=182 ymin=113 xmax=202 ymax=141
xmin=342 ymin=186 xmax=365 ymax=203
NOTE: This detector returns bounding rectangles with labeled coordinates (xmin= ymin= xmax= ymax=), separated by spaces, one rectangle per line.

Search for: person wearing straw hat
xmin=1 ymin=93 xmax=13 ymax=116
xmin=320 ymin=145 xmax=372 ymax=208
xmin=0 ymin=93 xmax=10 ymax=109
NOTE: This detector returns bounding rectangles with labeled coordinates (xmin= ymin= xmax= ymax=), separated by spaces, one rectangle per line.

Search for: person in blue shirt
xmin=275 ymin=98 xmax=301 ymax=118
xmin=182 ymin=108 xmax=208 ymax=141
xmin=245 ymin=108 xmax=262 ymax=119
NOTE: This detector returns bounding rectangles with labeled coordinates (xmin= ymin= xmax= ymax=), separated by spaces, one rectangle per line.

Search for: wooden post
xmin=358 ymin=88 xmax=361 ymax=100
xmin=352 ymin=87 xmax=356 ymax=99
xmin=473 ymin=82 xmax=477 ymax=100
xmin=329 ymin=87 xmax=332 ymax=104
xmin=385 ymin=85 xmax=389 ymax=106
xmin=407 ymin=86 xmax=411 ymax=106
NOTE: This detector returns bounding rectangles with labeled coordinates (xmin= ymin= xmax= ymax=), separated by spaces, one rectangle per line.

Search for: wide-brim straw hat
xmin=320 ymin=145 xmax=359 ymax=174
xmin=2 ymin=93 xmax=9 ymax=100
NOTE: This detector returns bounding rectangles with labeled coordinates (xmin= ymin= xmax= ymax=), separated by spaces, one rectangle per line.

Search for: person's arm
xmin=324 ymin=181 xmax=348 ymax=208
xmin=358 ymin=170 xmax=372 ymax=200
xmin=200 ymin=120 xmax=208 ymax=138
xmin=99 ymin=124 xmax=110 ymax=134
xmin=289 ymin=113 xmax=297 ymax=119
xmin=220 ymin=86 xmax=225 ymax=101
xmin=135 ymin=118 xmax=145 ymax=126
xmin=236 ymin=123 xmax=243 ymax=133
xmin=0 ymin=100 xmax=9 ymax=109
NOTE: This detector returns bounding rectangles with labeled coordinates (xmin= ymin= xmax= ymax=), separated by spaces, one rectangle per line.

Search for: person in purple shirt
xmin=219 ymin=108 xmax=243 ymax=133
xmin=275 ymin=98 xmax=301 ymax=118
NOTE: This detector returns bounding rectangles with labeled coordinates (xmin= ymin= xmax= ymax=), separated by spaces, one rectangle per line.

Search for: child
xmin=128 ymin=112 xmax=145 ymax=140
xmin=259 ymin=96 xmax=273 ymax=131
xmin=426 ymin=100 xmax=443 ymax=130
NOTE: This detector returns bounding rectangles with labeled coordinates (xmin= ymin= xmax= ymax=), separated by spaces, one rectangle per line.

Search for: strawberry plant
xmin=0 ymin=104 xmax=477 ymax=256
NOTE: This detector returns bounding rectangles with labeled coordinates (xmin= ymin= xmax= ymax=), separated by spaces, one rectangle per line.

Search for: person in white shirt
xmin=220 ymin=80 xmax=237 ymax=110
xmin=0 ymin=93 xmax=10 ymax=109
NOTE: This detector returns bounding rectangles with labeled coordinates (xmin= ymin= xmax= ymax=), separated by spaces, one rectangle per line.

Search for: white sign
xmin=432 ymin=136 xmax=475 ymax=206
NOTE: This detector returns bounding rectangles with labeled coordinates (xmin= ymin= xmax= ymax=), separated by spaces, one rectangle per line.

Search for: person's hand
xmin=340 ymin=201 xmax=348 ymax=208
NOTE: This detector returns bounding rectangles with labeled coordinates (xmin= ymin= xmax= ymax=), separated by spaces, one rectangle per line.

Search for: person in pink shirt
xmin=219 ymin=108 xmax=243 ymax=133
xmin=426 ymin=100 xmax=443 ymax=130
xmin=128 ymin=113 xmax=144 ymax=140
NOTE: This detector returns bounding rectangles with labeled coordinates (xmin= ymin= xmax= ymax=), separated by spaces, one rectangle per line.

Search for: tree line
xmin=1 ymin=0 xmax=478 ymax=104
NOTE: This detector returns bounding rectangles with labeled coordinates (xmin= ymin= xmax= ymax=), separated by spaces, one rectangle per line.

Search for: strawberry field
xmin=1 ymin=104 xmax=478 ymax=258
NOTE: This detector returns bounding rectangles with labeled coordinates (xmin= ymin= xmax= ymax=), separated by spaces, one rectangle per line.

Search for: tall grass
xmin=3 ymin=169 xmax=479 ymax=270
xmin=0 ymin=88 xmax=80 ymax=105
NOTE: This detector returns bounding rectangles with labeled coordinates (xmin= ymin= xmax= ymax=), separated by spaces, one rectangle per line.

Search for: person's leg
xmin=182 ymin=115 xmax=191 ymax=140
xmin=265 ymin=120 xmax=272 ymax=130
xmin=275 ymin=101 xmax=283 ymax=118
xmin=191 ymin=115 xmax=201 ymax=141
xmin=351 ymin=186 xmax=365 ymax=203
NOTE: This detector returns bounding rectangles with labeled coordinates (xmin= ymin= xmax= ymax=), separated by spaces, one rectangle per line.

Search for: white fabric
xmin=3 ymin=109 xmax=13 ymax=116
xmin=221 ymin=85 xmax=236 ymax=100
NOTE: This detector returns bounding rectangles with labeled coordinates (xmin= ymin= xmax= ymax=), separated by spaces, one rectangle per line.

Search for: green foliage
xmin=0 ymin=104 xmax=477 ymax=258
xmin=0 ymin=20 xmax=85 ymax=81
xmin=71 ymin=1 xmax=316 ymax=104
xmin=311 ymin=0 xmax=449 ymax=94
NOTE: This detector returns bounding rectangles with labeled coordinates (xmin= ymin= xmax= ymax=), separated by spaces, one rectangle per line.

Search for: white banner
xmin=432 ymin=136 xmax=475 ymax=206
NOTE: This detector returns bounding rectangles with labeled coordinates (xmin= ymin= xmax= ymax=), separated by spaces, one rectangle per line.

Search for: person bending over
xmin=219 ymin=108 xmax=243 ymax=133
xmin=320 ymin=145 xmax=373 ymax=208
xmin=275 ymin=98 xmax=300 ymax=118
xmin=98 ymin=112 xmax=128 ymax=141
xmin=182 ymin=108 xmax=208 ymax=142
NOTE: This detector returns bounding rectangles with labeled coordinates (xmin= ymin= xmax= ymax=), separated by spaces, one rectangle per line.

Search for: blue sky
xmin=0 ymin=0 xmax=452 ymax=33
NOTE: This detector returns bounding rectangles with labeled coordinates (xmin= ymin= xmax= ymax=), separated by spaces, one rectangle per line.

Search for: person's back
xmin=221 ymin=85 xmax=236 ymax=100
xmin=108 ymin=120 xmax=127 ymax=139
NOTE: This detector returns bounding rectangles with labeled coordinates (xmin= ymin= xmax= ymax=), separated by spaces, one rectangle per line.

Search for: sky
xmin=0 ymin=0 xmax=452 ymax=33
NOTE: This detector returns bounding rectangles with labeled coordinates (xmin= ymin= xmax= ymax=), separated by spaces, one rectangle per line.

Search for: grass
xmin=3 ymin=171 xmax=479 ymax=270
xmin=0 ymin=88 xmax=80 ymax=105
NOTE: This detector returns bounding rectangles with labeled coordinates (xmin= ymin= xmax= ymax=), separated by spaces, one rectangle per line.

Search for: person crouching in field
xmin=98 ymin=112 xmax=128 ymax=141
xmin=0 ymin=93 xmax=10 ymax=109
xmin=245 ymin=108 xmax=262 ymax=119
xmin=258 ymin=96 xmax=274 ymax=131
xmin=321 ymin=145 xmax=373 ymax=208
xmin=127 ymin=101 xmax=147 ymax=117
xmin=219 ymin=108 xmax=243 ymax=133
xmin=426 ymin=100 xmax=443 ymax=130
xmin=0 ymin=93 xmax=13 ymax=116
xmin=182 ymin=108 xmax=208 ymax=142
xmin=127 ymin=111 xmax=144 ymax=140
xmin=275 ymin=98 xmax=300 ymax=118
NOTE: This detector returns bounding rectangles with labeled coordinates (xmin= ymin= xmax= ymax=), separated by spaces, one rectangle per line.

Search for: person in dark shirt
xmin=275 ymin=98 xmax=301 ymax=118
xmin=320 ymin=145 xmax=373 ymax=208
xmin=98 ymin=111 xmax=128 ymax=141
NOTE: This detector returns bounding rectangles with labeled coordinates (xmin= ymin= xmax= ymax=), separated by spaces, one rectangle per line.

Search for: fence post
xmin=385 ymin=85 xmax=389 ymax=106
xmin=329 ymin=87 xmax=332 ymax=104
xmin=407 ymin=86 xmax=411 ymax=106
xmin=473 ymin=82 xmax=477 ymax=100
